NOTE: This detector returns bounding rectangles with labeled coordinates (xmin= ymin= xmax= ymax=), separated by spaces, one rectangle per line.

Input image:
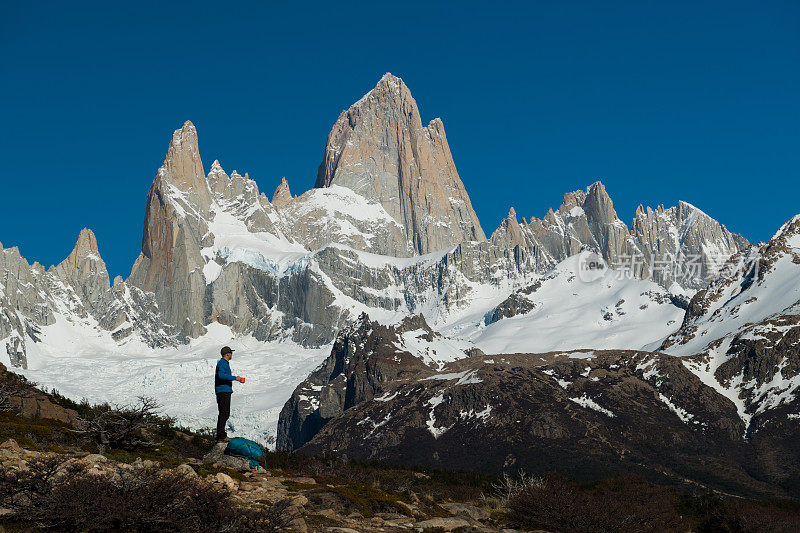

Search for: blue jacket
xmin=215 ymin=358 xmax=238 ymax=393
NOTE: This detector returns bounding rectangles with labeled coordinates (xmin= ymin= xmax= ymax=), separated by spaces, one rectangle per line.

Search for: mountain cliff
xmin=128 ymin=121 xmax=213 ymax=339
xmin=315 ymin=73 xmax=485 ymax=255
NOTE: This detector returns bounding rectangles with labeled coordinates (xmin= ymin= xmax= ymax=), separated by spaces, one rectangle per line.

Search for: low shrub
xmin=504 ymin=472 xmax=800 ymax=533
xmin=0 ymin=455 xmax=290 ymax=532
xmin=262 ymin=449 xmax=493 ymax=502
xmin=75 ymin=396 xmax=172 ymax=450
xmin=504 ymin=473 xmax=685 ymax=532
xmin=680 ymin=491 xmax=800 ymax=533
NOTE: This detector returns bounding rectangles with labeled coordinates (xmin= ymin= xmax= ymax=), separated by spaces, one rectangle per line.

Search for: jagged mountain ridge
xmin=0 ymin=73 xmax=748 ymax=374
xmin=490 ymin=181 xmax=748 ymax=290
xmin=278 ymin=214 xmax=800 ymax=496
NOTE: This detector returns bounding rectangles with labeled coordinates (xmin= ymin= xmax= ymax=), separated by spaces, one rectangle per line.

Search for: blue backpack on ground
xmin=224 ymin=437 xmax=266 ymax=469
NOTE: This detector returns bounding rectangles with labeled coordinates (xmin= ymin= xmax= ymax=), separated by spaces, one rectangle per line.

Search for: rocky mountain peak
xmin=55 ymin=228 xmax=104 ymax=271
xmin=582 ymin=181 xmax=619 ymax=224
xmin=127 ymin=121 xmax=215 ymax=339
xmin=553 ymin=182 xmax=617 ymax=223
xmin=490 ymin=207 xmax=529 ymax=249
xmin=630 ymin=198 xmax=749 ymax=288
xmin=558 ymin=190 xmax=587 ymax=213
xmin=350 ymin=72 xmax=410 ymax=109
xmin=157 ymin=120 xmax=211 ymax=211
xmin=272 ymin=177 xmax=293 ymax=207
xmin=209 ymin=159 xmax=224 ymax=175
xmin=51 ymin=227 xmax=110 ymax=305
xmin=314 ymin=74 xmax=485 ymax=256
xmin=772 ymin=214 xmax=800 ymax=242
xmin=163 ymin=122 xmax=202 ymax=183
xmin=73 ymin=228 xmax=100 ymax=255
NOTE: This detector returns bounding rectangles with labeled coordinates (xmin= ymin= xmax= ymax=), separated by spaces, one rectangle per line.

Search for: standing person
xmin=215 ymin=346 xmax=245 ymax=441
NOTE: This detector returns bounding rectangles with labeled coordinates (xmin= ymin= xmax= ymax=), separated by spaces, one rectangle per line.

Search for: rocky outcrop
xmin=206 ymin=161 xmax=283 ymax=238
xmin=0 ymin=362 xmax=82 ymax=425
xmin=277 ymin=314 xmax=438 ymax=450
xmin=315 ymin=73 xmax=485 ymax=256
xmin=487 ymin=292 xmax=537 ymax=323
xmin=490 ymin=182 xmax=641 ymax=274
xmin=0 ymin=245 xmax=60 ymax=369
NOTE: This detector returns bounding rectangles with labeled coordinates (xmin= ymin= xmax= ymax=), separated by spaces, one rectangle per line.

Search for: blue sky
xmin=1 ymin=1 xmax=798 ymax=279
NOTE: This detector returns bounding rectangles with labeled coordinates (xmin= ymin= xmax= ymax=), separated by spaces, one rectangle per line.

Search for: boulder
xmin=83 ymin=454 xmax=108 ymax=465
xmin=414 ymin=517 xmax=471 ymax=531
xmin=440 ymin=502 xmax=490 ymax=521
xmin=214 ymin=472 xmax=237 ymax=491
xmin=202 ymin=441 xmax=252 ymax=470
xmin=175 ymin=464 xmax=197 ymax=477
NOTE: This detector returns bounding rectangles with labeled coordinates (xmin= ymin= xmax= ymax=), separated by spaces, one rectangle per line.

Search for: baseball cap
xmin=220 ymin=346 xmax=235 ymax=356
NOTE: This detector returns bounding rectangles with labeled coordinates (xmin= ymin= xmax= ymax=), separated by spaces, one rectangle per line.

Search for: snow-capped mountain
xmin=5 ymin=72 xmax=795 ymax=477
xmin=281 ymin=314 xmax=771 ymax=495
xmin=1 ymin=74 xmax=745 ymax=370
xmin=277 ymin=221 xmax=800 ymax=497
xmin=661 ymin=215 xmax=800 ymax=439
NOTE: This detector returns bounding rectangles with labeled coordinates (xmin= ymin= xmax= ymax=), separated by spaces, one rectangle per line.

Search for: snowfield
xmin=19 ymin=321 xmax=330 ymax=448
xmin=440 ymin=254 xmax=686 ymax=354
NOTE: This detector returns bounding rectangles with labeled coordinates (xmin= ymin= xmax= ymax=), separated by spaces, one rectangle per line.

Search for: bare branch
xmin=74 ymin=396 xmax=164 ymax=449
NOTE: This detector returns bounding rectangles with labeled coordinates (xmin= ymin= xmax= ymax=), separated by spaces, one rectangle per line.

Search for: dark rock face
xmin=717 ymin=315 xmax=800 ymax=389
xmin=297 ymin=349 xmax=798 ymax=497
xmin=277 ymin=309 xmax=800 ymax=498
xmin=488 ymin=293 xmax=536 ymax=323
xmin=277 ymin=314 xmax=439 ymax=451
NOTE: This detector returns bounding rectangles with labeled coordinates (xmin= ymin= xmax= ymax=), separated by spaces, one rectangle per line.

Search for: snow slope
xmin=442 ymin=254 xmax=685 ymax=354
xmin=19 ymin=319 xmax=330 ymax=447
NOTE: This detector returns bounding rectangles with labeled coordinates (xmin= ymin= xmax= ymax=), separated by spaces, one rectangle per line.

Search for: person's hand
xmin=237 ymin=376 xmax=245 ymax=383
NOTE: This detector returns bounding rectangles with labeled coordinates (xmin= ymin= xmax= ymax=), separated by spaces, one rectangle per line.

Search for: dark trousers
xmin=216 ymin=392 xmax=232 ymax=440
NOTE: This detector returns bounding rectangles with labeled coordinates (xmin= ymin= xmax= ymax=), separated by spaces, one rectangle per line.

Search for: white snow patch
xmin=658 ymin=393 xmax=696 ymax=424
xmin=569 ymin=394 xmax=615 ymax=417
xmin=374 ymin=391 xmax=399 ymax=402
xmin=426 ymin=392 xmax=453 ymax=438
xmin=444 ymin=254 xmax=684 ymax=355
xmin=201 ymin=204 xmax=308 ymax=284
